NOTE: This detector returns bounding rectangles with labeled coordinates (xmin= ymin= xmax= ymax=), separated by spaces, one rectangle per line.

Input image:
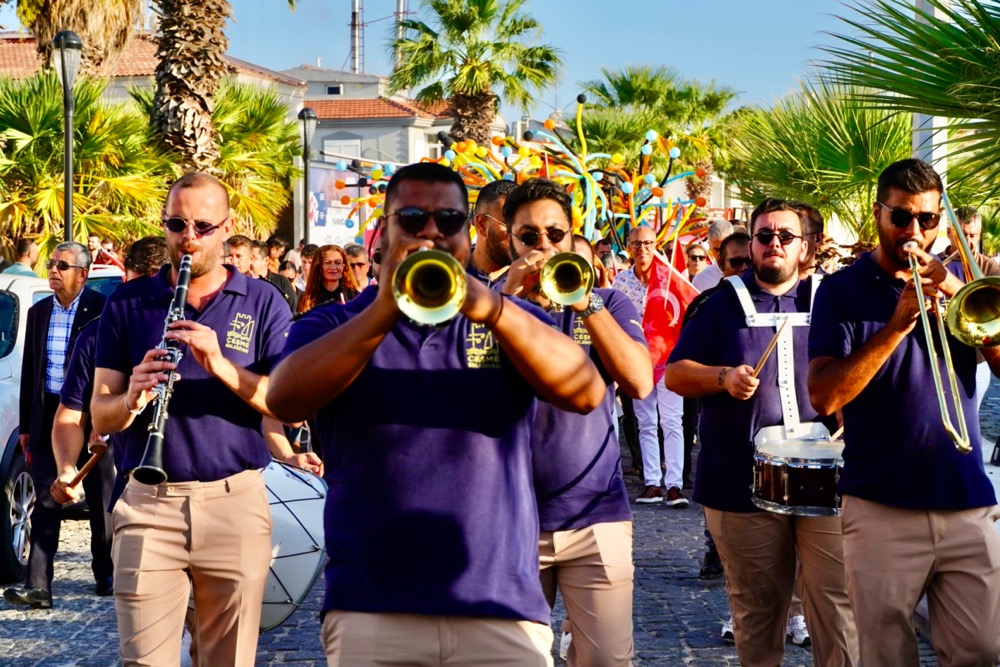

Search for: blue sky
xmin=1 ymin=0 xmax=860 ymax=116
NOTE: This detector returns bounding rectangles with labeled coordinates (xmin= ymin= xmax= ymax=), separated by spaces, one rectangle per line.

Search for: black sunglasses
xmin=163 ymin=216 xmax=227 ymax=237
xmin=513 ymin=228 xmax=568 ymax=247
xmin=727 ymin=256 xmax=752 ymax=269
xmin=45 ymin=259 xmax=85 ymax=271
xmin=753 ymin=229 xmax=802 ymax=246
xmin=687 ymin=254 xmax=707 ymax=262
xmin=349 ymin=261 xmax=369 ymax=269
xmin=389 ymin=207 xmax=469 ymax=236
xmin=877 ymin=201 xmax=941 ymax=231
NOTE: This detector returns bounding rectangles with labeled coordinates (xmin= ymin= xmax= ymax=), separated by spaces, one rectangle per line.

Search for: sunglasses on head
xmin=727 ymin=256 xmax=752 ymax=270
xmin=389 ymin=207 xmax=469 ymax=236
xmin=513 ymin=228 xmax=568 ymax=247
xmin=45 ymin=259 xmax=84 ymax=271
xmin=687 ymin=254 xmax=707 ymax=262
xmin=877 ymin=201 xmax=941 ymax=231
xmin=163 ymin=216 xmax=227 ymax=237
xmin=753 ymin=229 xmax=802 ymax=246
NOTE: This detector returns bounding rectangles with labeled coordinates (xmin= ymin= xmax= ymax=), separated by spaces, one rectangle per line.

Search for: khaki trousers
xmin=539 ymin=521 xmax=634 ymax=667
xmin=842 ymin=495 xmax=1000 ymax=667
xmin=705 ymin=508 xmax=858 ymax=667
xmin=322 ymin=611 xmax=554 ymax=666
xmin=111 ymin=470 xmax=272 ymax=667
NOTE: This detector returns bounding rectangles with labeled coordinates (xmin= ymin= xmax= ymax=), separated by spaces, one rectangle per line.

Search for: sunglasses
xmin=163 ymin=216 xmax=227 ymax=237
xmin=349 ymin=261 xmax=369 ymax=269
xmin=877 ymin=201 xmax=941 ymax=231
xmin=513 ymin=228 xmax=568 ymax=247
xmin=753 ymin=229 xmax=802 ymax=246
xmin=687 ymin=254 xmax=707 ymax=262
xmin=727 ymin=256 xmax=752 ymax=270
xmin=45 ymin=259 xmax=85 ymax=271
xmin=482 ymin=213 xmax=507 ymax=228
xmin=389 ymin=207 xmax=469 ymax=236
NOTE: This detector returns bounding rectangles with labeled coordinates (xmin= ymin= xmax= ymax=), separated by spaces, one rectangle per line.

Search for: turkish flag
xmin=644 ymin=253 xmax=700 ymax=383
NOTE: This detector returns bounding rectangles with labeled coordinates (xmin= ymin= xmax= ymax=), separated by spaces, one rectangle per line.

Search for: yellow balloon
xmin=528 ymin=156 xmax=542 ymax=168
xmin=611 ymin=153 xmax=624 ymax=164
xmin=372 ymin=169 xmax=383 ymax=180
xmin=476 ymin=146 xmax=488 ymax=158
xmin=518 ymin=146 xmax=530 ymax=157
xmin=439 ymin=158 xmax=452 ymax=167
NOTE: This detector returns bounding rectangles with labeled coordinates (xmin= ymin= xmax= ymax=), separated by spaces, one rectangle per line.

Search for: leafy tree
xmin=390 ymin=0 xmax=561 ymax=144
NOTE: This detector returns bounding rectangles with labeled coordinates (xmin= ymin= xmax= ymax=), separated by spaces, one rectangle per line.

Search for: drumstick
xmin=752 ymin=320 xmax=789 ymax=378
xmin=828 ymin=425 xmax=845 ymax=442
xmin=69 ymin=443 xmax=108 ymax=488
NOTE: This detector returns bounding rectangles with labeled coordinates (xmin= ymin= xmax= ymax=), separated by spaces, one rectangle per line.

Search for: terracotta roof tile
xmin=309 ymin=97 xmax=451 ymax=121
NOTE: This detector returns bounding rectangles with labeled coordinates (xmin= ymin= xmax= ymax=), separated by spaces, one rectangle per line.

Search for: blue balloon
xmin=384 ymin=164 xmax=395 ymax=174
xmin=500 ymin=146 xmax=513 ymax=157
xmin=445 ymin=150 xmax=456 ymax=160
xmin=641 ymin=145 xmax=652 ymax=155
xmin=644 ymin=173 xmax=656 ymax=184
xmin=669 ymin=147 xmax=681 ymax=159
xmin=503 ymin=172 xmax=516 ymax=181
xmin=593 ymin=172 xmax=603 ymax=181
xmin=645 ymin=130 xmax=658 ymax=142
xmin=621 ymin=182 xmax=634 ymax=194
xmin=373 ymin=164 xmax=383 ymax=172
xmin=345 ymin=219 xmax=355 ymax=229
xmin=336 ymin=160 xmax=347 ymax=171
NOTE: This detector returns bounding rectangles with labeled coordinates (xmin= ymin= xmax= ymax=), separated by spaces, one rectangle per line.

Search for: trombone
xmin=539 ymin=252 xmax=595 ymax=307
xmin=904 ymin=193 xmax=1000 ymax=454
xmin=392 ymin=248 xmax=467 ymax=325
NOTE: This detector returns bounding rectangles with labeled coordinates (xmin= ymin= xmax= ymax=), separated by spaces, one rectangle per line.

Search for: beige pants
xmin=539 ymin=521 xmax=634 ymax=667
xmin=112 ymin=470 xmax=272 ymax=667
xmin=705 ymin=508 xmax=858 ymax=667
xmin=842 ymin=495 xmax=1000 ymax=667
xmin=322 ymin=611 xmax=554 ymax=666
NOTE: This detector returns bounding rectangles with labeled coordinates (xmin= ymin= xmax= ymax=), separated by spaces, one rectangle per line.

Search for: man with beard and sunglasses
xmin=267 ymin=163 xmax=604 ymax=666
xmin=808 ymin=158 xmax=1000 ymax=666
xmin=500 ymin=179 xmax=652 ymax=665
xmin=666 ymin=198 xmax=858 ymax=667
xmin=89 ymin=173 xmax=296 ymax=666
xmin=470 ymin=178 xmax=518 ymax=286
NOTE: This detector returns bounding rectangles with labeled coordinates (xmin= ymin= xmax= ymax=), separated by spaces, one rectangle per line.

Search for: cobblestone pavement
xmin=7 ymin=378 xmax=999 ymax=666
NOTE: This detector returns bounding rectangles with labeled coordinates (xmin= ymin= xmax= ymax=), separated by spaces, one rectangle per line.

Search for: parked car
xmin=0 ymin=274 xmax=52 ymax=582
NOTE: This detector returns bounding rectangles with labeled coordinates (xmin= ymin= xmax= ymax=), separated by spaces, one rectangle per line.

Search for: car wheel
xmin=0 ymin=454 xmax=32 ymax=582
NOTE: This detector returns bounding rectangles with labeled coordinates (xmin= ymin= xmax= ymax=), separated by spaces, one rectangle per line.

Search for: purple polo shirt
xmin=808 ymin=252 xmax=995 ymax=509
xmin=668 ymin=275 xmax=830 ymax=512
xmin=283 ymin=285 xmax=552 ymax=623
xmin=533 ymin=288 xmax=639 ymax=531
xmin=95 ymin=265 xmax=291 ymax=503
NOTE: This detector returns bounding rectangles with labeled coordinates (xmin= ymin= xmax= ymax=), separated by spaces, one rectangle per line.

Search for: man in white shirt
xmin=692 ymin=220 xmax=735 ymax=292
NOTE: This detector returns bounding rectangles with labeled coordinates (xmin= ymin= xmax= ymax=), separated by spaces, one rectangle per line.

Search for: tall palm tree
xmin=389 ymin=0 xmax=562 ymax=144
xmin=580 ymin=64 xmax=684 ymax=116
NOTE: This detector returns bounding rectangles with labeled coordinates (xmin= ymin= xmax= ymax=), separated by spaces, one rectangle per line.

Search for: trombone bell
xmin=392 ymin=249 xmax=467 ymax=326
xmin=540 ymin=252 xmax=595 ymax=307
xmin=945 ymin=277 xmax=1000 ymax=347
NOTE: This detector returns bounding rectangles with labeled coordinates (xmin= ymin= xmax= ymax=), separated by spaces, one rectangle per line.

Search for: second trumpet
xmin=540 ymin=252 xmax=595 ymax=307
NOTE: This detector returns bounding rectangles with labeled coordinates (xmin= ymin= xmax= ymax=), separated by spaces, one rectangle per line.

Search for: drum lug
xmin=782 ymin=470 xmax=789 ymax=503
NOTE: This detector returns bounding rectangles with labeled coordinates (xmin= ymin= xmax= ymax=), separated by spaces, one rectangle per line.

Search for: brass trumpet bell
xmin=540 ymin=252 xmax=595 ymax=307
xmin=392 ymin=249 xmax=467 ymax=325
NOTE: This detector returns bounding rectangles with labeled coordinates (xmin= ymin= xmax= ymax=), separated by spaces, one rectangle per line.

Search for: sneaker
xmin=665 ymin=486 xmax=690 ymax=508
xmin=559 ymin=630 xmax=572 ymax=660
xmin=635 ymin=485 xmax=664 ymax=504
xmin=721 ymin=616 xmax=735 ymax=644
xmin=787 ymin=614 xmax=811 ymax=647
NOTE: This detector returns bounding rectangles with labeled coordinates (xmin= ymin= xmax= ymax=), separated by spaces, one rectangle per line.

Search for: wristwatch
xmin=579 ymin=292 xmax=605 ymax=318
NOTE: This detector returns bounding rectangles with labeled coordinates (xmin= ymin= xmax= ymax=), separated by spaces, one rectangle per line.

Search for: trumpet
xmin=539 ymin=252 xmax=595 ymax=307
xmin=392 ymin=248 xmax=467 ymax=325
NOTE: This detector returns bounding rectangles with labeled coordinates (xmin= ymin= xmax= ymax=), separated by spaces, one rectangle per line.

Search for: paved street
xmin=7 ymin=379 xmax=999 ymax=665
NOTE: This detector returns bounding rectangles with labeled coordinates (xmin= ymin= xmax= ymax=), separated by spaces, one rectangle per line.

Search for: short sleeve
xmin=60 ymin=320 xmax=98 ymax=411
xmin=94 ymin=294 xmax=130 ymax=373
xmin=668 ymin=289 xmax=726 ymax=365
xmin=808 ymin=277 xmax=854 ymax=360
xmin=602 ymin=289 xmax=647 ymax=347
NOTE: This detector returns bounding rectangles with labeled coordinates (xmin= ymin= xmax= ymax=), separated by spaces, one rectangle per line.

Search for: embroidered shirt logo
xmin=226 ymin=313 xmax=255 ymax=353
xmin=465 ymin=323 xmax=500 ymax=369
xmin=572 ymin=317 xmax=592 ymax=346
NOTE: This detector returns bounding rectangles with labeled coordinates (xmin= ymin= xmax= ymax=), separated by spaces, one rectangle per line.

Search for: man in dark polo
xmin=3 ymin=242 xmax=107 ymax=610
xmin=470 ymin=178 xmax=517 ymax=286
xmin=666 ymin=198 xmax=857 ymax=667
xmin=809 ymin=158 xmax=1000 ymax=666
xmin=267 ymin=162 xmax=605 ymax=665
xmin=501 ymin=179 xmax=652 ymax=665
xmin=90 ymin=173 xmax=295 ymax=665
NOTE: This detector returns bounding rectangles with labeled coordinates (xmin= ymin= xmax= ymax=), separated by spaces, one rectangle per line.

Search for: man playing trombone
xmin=808 ymin=158 xmax=1000 ymax=666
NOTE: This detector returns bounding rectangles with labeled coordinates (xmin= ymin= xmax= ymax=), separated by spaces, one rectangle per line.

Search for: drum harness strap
xmin=724 ymin=275 xmax=822 ymax=439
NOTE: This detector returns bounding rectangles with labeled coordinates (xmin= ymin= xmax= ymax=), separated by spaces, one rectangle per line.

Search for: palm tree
xmin=726 ymin=81 xmax=912 ymax=244
xmin=389 ymin=0 xmax=561 ymax=144
xmin=0 ymin=0 xmax=143 ymax=72
xmin=580 ymin=64 xmax=684 ymax=115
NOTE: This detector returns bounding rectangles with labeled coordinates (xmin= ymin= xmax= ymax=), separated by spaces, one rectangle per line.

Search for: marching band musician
xmin=808 ymin=158 xmax=1000 ymax=666
xmin=665 ymin=198 xmax=858 ymax=667
xmin=501 ymin=179 xmax=652 ymax=666
xmin=89 ymin=173 xmax=320 ymax=666
xmin=267 ymin=163 xmax=605 ymax=666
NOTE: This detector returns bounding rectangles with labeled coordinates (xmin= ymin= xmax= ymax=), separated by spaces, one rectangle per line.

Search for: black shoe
xmin=700 ymin=548 xmax=724 ymax=579
xmin=95 ymin=578 xmax=114 ymax=596
xmin=3 ymin=587 xmax=53 ymax=609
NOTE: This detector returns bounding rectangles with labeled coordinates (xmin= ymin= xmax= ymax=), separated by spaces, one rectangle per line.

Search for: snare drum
xmin=752 ymin=439 xmax=844 ymax=517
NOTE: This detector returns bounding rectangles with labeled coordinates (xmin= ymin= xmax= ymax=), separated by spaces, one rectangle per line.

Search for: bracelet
xmin=717 ymin=367 xmax=731 ymax=388
xmin=124 ymin=393 xmax=144 ymax=416
xmin=485 ymin=294 xmax=505 ymax=328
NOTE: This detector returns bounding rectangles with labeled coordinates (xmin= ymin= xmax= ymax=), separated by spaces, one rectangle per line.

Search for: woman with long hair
xmin=297 ymin=244 xmax=360 ymax=313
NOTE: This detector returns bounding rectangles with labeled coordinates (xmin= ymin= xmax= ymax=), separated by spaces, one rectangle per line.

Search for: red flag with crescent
xmin=644 ymin=252 xmax=699 ymax=383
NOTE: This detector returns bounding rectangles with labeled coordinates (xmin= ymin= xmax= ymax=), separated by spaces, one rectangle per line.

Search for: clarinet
xmin=131 ymin=254 xmax=193 ymax=485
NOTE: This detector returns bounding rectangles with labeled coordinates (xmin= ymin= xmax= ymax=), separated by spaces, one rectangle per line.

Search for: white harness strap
xmin=724 ymin=275 xmax=822 ymax=438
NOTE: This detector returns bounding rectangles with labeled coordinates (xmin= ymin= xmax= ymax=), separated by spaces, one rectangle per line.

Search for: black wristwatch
xmin=579 ymin=292 xmax=605 ymax=318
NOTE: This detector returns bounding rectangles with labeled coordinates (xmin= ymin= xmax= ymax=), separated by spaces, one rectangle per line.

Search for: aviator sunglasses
xmin=45 ymin=259 xmax=85 ymax=271
xmin=753 ymin=229 xmax=802 ymax=246
xmin=389 ymin=207 xmax=469 ymax=236
xmin=877 ymin=201 xmax=942 ymax=231
xmin=163 ymin=216 xmax=227 ymax=237
xmin=513 ymin=228 xmax=568 ymax=247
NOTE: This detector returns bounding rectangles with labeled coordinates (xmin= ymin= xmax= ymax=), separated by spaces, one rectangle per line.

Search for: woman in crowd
xmin=297 ymin=244 xmax=360 ymax=314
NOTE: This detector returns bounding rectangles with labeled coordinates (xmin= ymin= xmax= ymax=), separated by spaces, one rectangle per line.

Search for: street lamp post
xmin=298 ymin=107 xmax=318 ymax=246
xmin=53 ymin=31 xmax=83 ymax=243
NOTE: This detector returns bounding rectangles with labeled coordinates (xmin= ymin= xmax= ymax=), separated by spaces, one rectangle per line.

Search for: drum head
xmin=755 ymin=438 xmax=844 ymax=465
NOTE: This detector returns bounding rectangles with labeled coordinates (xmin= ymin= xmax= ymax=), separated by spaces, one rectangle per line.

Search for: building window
xmin=323 ymin=139 xmax=361 ymax=160
xmin=426 ymin=135 xmax=443 ymax=160
xmin=326 ymin=85 xmax=343 ymax=96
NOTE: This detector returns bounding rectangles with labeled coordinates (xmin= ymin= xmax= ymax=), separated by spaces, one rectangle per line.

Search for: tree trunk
xmin=151 ymin=0 xmax=231 ymax=173
xmin=27 ymin=0 xmax=143 ymax=75
xmin=448 ymin=91 xmax=496 ymax=146
xmin=686 ymin=159 xmax=714 ymax=217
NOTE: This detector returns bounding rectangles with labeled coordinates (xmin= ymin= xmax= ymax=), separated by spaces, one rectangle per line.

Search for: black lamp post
xmin=53 ymin=31 xmax=83 ymax=243
xmin=298 ymin=107 xmax=318 ymax=245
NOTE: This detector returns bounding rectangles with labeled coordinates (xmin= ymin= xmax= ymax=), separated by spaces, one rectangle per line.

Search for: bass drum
xmin=260 ymin=460 xmax=327 ymax=632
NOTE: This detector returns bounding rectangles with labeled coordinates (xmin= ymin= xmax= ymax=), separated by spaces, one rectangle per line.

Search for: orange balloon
xmin=695 ymin=197 xmax=707 ymax=207
xmin=491 ymin=135 xmax=505 ymax=146
xmin=335 ymin=180 xmax=345 ymax=189
xmin=544 ymin=118 xmax=555 ymax=130
xmin=695 ymin=168 xmax=707 ymax=178
xmin=652 ymin=187 xmax=663 ymax=197
xmin=455 ymin=141 xmax=467 ymax=153
xmin=340 ymin=195 xmax=351 ymax=205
